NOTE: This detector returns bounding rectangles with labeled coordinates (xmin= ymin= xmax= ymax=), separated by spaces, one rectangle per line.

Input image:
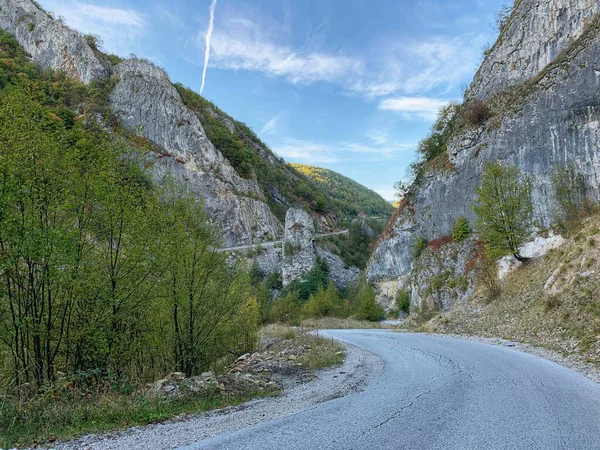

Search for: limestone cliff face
xmin=0 ymin=0 xmax=110 ymax=83
xmin=368 ymin=0 xmax=600 ymax=309
xmin=469 ymin=0 xmax=600 ymax=99
xmin=109 ymin=60 xmax=282 ymax=246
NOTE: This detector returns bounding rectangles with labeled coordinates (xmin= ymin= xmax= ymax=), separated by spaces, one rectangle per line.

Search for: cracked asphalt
xmin=181 ymin=330 xmax=600 ymax=450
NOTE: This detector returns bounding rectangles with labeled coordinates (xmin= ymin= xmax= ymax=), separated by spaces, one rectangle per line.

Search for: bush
xmin=396 ymin=289 xmax=411 ymax=314
xmin=417 ymin=132 xmax=447 ymax=162
xmin=270 ymin=292 xmax=301 ymax=324
xmin=302 ymin=284 xmax=343 ymax=319
xmin=551 ymin=163 xmax=596 ymax=235
xmin=298 ymin=259 xmax=330 ymax=300
xmin=354 ymin=283 xmax=385 ymax=322
xmin=451 ymin=216 xmax=472 ymax=242
xmin=462 ymin=100 xmax=491 ymax=126
xmin=414 ymin=236 xmax=428 ymax=258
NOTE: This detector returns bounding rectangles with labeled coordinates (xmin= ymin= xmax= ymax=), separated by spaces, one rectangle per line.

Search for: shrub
xmin=462 ymin=100 xmax=491 ymax=126
xmin=495 ymin=3 xmax=514 ymax=31
xmin=417 ymin=132 xmax=447 ymax=162
xmin=270 ymin=292 xmax=301 ymax=323
xmin=543 ymin=295 xmax=562 ymax=313
xmin=551 ymin=163 xmax=596 ymax=234
xmin=451 ymin=216 xmax=472 ymax=242
xmin=84 ymin=34 xmax=100 ymax=52
xmin=414 ymin=236 xmax=428 ymax=258
xmin=427 ymin=236 xmax=453 ymax=252
xmin=354 ymin=283 xmax=385 ymax=322
xmin=302 ymin=284 xmax=343 ymax=318
xmin=475 ymin=254 xmax=501 ymax=301
xmin=396 ymin=289 xmax=411 ymax=314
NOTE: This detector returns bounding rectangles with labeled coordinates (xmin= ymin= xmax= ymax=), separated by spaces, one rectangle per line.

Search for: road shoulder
xmin=52 ymin=341 xmax=383 ymax=450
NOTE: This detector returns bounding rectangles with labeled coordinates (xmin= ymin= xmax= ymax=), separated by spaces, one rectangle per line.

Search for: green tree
xmin=451 ymin=216 xmax=472 ymax=242
xmin=302 ymin=284 xmax=342 ymax=318
xmin=472 ymin=162 xmax=533 ymax=261
xmin=354 ymin=281 xmax=385 ymax=322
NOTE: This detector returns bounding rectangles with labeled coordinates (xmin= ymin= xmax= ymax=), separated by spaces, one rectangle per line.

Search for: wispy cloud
xmin=200 ymin=0 xmax=218 ymax=94
xmin=192 ymin=7 xmax=484 ymax=105
xmin=378 ymin=96 xmax=452 ymax=120
xmin=402 ymin=36 xmax=483 ymax=94
xmin=274 ymin=137 xmax=415 ymax=164
xmin=206 ymin=18 xmax=362 ymax=86
xmin=260 ymin=113 xmax=282 ymax=135
xmin=43 ymin=1 xmax=147 ymax=56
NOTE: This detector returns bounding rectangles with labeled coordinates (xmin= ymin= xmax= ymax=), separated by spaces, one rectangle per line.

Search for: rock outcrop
xmin=110 ymin=59 xmax=282 ymax=246
xmin=282 ymin=209 xmax=317 ymax=286
xmin=316 ymin=247 xmax=360 ymax=290
xmin=0 ymin=0 xmax=110 ymax=83
xmin=368 ymin=0 xmax=600 ymax=310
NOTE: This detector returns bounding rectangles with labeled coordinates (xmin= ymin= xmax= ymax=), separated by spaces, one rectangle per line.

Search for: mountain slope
xmin=290 ymin=164 xmax=394 ymax=217
xmin=0 ymin=0 xmax=359 ymax=246
xmin=367 ymin=0 xmax=600 ymax=309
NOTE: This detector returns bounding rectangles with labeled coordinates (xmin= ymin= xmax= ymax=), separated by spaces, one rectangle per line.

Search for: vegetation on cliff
xmin=472 ymin=162 xmax=533 ymax=261
xmin=175 ymin=85 xmax=369 ymax=223
xmin=289 ymin=164 xmax=394 ymax=217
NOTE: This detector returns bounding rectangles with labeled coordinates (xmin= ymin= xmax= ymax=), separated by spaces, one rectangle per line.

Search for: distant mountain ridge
xmin=290 ymin=164 xmax=394 ymax=217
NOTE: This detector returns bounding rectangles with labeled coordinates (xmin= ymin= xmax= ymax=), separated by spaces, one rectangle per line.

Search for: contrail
xmin=200 ymin=0 xmax=217 ymax=95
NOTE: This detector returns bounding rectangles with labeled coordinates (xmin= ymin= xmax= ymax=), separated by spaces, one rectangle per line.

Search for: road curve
xmin=181 ymin=330 xmax=600 ymax=450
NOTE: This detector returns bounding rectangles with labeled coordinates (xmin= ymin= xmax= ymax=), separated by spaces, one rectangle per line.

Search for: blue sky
xmin=39 ymin=0 xmax=506 ymax=200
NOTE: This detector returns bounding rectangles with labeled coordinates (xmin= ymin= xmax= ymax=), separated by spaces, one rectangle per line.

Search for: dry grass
xmin=424 ymin=215 xmax=600 ymax=367
xmin=299 ymin=317 xmax=386 ymax=330
xmin=260 ymin=324 xmax=346 ymax=371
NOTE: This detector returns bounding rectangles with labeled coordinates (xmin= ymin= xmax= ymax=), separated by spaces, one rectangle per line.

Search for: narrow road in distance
xmin=216 ymin=229 xmax=349 ymax=253
xmin=182 ymin=330 xmax=600 ymax=450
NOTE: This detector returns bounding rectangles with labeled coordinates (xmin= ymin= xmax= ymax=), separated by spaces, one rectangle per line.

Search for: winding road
xmin=182 ymin=330 xmax=600 ymax=450
xmin=216 ymin=230 xmax=349 ymax=253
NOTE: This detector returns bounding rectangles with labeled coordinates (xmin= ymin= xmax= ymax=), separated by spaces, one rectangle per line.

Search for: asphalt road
xmin=181 ymin=330 xmax=600 ymax=450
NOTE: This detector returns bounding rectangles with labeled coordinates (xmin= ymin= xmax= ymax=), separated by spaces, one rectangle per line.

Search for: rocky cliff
xmin=0 ymin=0 xmax=109 ymax=83
xmin=110 ymin=59 xmax=282 ymax=246
xmin=282 ymin=209 xmax=318 ymax=286
xmin=368 ymin=0 xmax=600 ymax=310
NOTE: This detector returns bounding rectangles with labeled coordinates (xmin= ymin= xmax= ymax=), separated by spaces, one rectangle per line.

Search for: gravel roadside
xmin=50 ymin=342 xmax=383 ymax=450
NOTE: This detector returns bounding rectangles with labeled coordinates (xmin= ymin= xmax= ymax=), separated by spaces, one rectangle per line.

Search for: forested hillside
xmin=0 ymin=28 xmax=263 ymax=442
xmin=290 ymin=164 xmax=394 ymax=217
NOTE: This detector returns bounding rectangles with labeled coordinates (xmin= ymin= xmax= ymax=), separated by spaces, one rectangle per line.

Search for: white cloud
xmin=402 ymin=37 xmax=483 ymax=94
xmin=274 ymin=137 xmax=415 ymax=164
xmin=42 ymin=1 xmax=146 ymax=56
xmin=274 ymin=140 xmax=341 ymax=164
xmin=378 ymin=96 xmax=451 ymax=120
xmin=195 ymin=9 xmax=483 ymax=106
xmin=206 ymin=18 xmax=362 ymax=86
xmin=260 ymin=114 xmax=281 ymax=136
